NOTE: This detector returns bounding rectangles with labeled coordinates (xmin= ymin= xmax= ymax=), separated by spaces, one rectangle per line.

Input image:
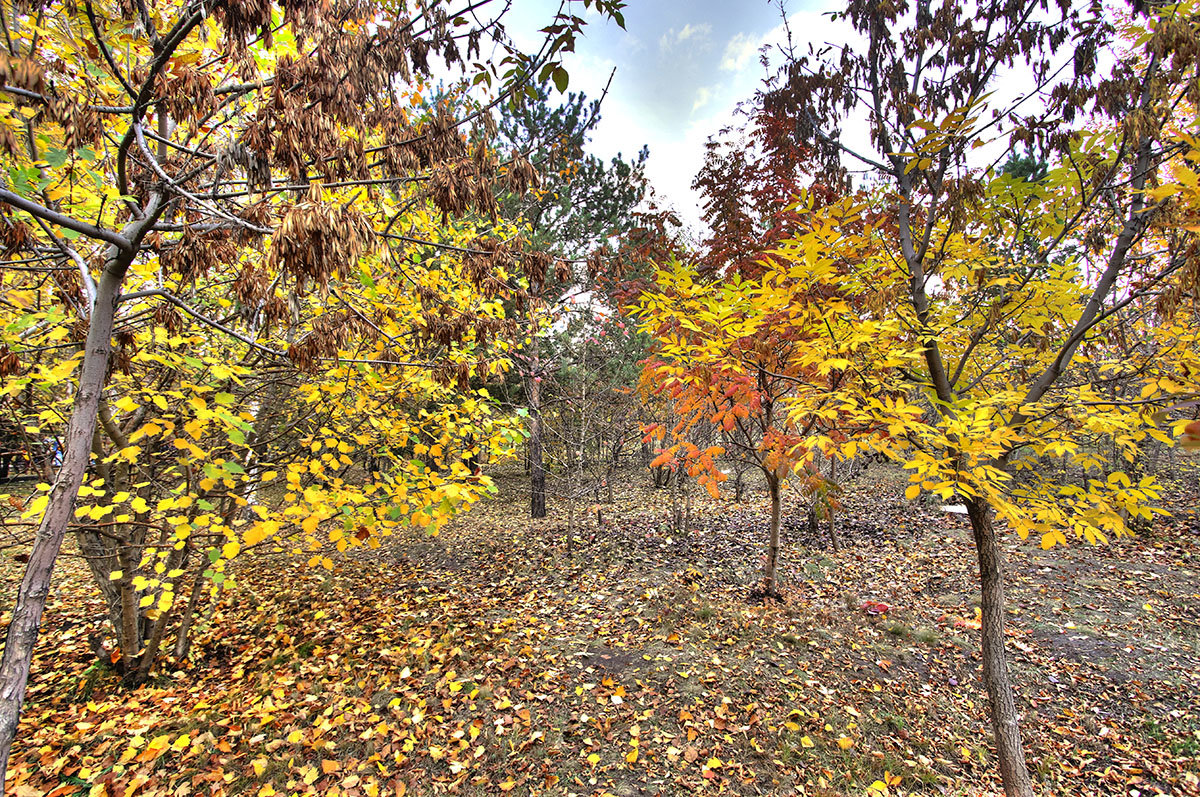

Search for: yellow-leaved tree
xmin=755 ymin=0 xmax=1200 ymax=791
xmin=0 ymin=0 xmax=628 ymax=780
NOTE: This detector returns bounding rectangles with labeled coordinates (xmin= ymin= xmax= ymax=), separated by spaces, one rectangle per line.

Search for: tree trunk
xmin=828 ymin=512 xmax=840 ymax=552
xmin=966 ymin=498 xmax=1034 ymax=797
xmin=683 ymin=472 xmax=693 ymax=531
xmin=670 ymin=468 xmax=682 ymax=533
xmin=116 ymin=545 xmax=142 ymax=674
xmin=173 ymin=562 xmax=208 ymax=661
xmin=765 ymin=473 xmax=781 ymax=594
xmin=0 ymin=246 xmax=131 ymax=780
xmin=133 ymin=546 xmax=187 ymax=685
xmin=528 ymin=361 xmax=546 ymax=519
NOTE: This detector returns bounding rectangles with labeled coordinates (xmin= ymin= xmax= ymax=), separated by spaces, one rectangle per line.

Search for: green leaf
xmin=552 ymin=66 xmax=569 ymax=94
xmin=43 ymin=148 xmax=69 ymax=169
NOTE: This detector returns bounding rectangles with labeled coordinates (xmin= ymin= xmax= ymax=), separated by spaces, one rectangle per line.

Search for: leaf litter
xmin=3 ymin=464 xmax=1199 ymax=796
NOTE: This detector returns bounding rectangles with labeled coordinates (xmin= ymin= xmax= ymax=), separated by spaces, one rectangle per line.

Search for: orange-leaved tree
xmin=635 ymin=204 xmax=906 ymax=592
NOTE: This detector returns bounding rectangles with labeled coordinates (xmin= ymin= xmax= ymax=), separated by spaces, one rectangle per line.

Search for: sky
xmin=499 ymin=0 xmax=852 ymax=237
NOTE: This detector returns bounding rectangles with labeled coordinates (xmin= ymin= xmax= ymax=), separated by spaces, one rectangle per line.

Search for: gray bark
xmin=0 ymin=234 xmax=138 ymax=778
xmin=967 ymin=498 xmax=1034 ymax=797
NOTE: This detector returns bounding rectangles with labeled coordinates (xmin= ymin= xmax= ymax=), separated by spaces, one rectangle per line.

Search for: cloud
xmin=691 ymin=86 xmax=714 ymax=114
xmin=659 ymin=22 xmax=712 ymax=54
xmin=678 ymin=23 xmax=711 ymax=43
xmin=720 ymin=32 xmax=760 ymax=72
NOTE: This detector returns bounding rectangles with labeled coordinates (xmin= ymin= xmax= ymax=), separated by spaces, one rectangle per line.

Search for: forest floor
xmin=3 ymin=462 xmax=1199 ymax=796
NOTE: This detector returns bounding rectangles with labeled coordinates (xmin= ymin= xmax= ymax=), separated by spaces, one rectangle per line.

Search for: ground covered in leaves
xmin=3 ymin=463 xmax=1199 ymax=796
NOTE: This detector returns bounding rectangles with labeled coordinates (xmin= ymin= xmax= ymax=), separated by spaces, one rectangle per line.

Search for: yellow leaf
xmin=109 ymin=570 xmax=124 ymax=581
xmin=800 ymin=735 xmax=814 ymax=748
xmin=287 ymin=730 xmax=303 ymax=743
xmin=837 ymin=736 xmax=854 ymax=749
xmin=904 ymin=484 xmax=920 ymax=500
xmin=586 ymin=753 xmax=600 ymax=766
xmin=171 ymin=734 xmax=190 ymax=751
xmin=626 ymin=748 xmax=638 ymax=763
xmin=498 ymin=780 xmax=516 ymax=792
xmin=706 ymin=757 xmax=722 ymax=769
xmin=223 ymin=541 xmax=240 ymax=559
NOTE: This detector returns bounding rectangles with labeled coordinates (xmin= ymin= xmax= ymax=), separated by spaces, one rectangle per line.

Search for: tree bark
xmin=528 ymin=353 xmax=546 ymax=519
xmin=765 ymin=473 xmax=781 ymax=594
xmin=134 ymin=545 xmax=186 ymax=685
xmin=966 ymin=498 xmax=1034 ymax=797
xmin=0 ymin=245 xmax=132 ymax=780
xmin=173 ymin=561 xmax=207 ymax=661
xmin=683 ymin=471 xmax=692 ymax=531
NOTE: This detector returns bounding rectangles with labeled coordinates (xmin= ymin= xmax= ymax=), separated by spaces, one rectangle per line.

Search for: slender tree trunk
xmin=116 ymin=545 xmax=142 ymax=674
xmin=0 ymin=246 xmax=132 ymax=780
xmin=683 ymin=471 xmax=693 ymax=530
xmin=528 ymin=357 xmax=546 ymax=519
xmin=765 ymin=473 xmax=781 ymax=594
xmin=75 ymin=527 xmax=124 ymax=644
xmin=134 ymin=546 xmax=186 ymax=685
xmin=966 ymin=498 xmax=1034 ymax=797
xmin=670 ymin=468 xmax=682 ymax=533
xmin=173 ymin=561 xmax=207 ymax=660
xmin=827 ymin=459 xmax=840 ymax=552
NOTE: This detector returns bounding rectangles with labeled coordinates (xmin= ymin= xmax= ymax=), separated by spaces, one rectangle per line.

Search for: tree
xmin=495 ymin=85 xmax=652 ymax=517
xmin=635 ymin=223 xmax=898 ymax=593
xmin=535 ymin=299 xmax=645 ymax=538
xmin=769 ymin=0 xmax=1200 ymax=791
xmin=0 ymin=0 xmax=626 ymax=779
xmin=692 ymin=64 xmax=849 ymax=280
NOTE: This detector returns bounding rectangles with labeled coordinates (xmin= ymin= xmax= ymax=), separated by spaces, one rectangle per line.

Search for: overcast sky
xmin=498 ymin=0 xmax=852 ymax=237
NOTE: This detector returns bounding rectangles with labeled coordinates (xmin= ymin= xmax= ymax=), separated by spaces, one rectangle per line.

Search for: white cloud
xmin=691 ymin=86 xmax=714 ymax=114
xmin=659 ymin=22 xmax=712 ymax=54
xmin=720 ymin=32 xmax=760 ymax=72
xmin=678 ymin=23 xmax=711 ymax=43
